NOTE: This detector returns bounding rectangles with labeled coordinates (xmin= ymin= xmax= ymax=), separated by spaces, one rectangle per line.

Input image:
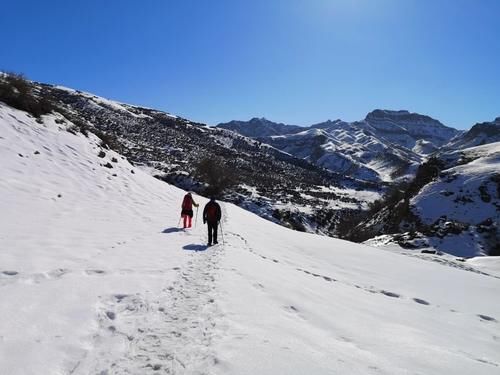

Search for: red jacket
xmin=182 ymin=194 xmax=197 ymax=210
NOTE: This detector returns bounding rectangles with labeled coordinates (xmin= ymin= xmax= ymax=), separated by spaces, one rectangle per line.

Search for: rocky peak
xmin=365 ymin=109 xmax=445 ymax=127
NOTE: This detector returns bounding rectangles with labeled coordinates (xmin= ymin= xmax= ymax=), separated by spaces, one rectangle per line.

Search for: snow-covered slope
xmin=1 ymin=103 xmax=500 ymax=374
xmin=410 ymin=142 xmax=500 ymax=256
xmin=360 ymin=142 xmax=500 ymax=257
xmin=413 ymin=142 xmax=500 ymax=225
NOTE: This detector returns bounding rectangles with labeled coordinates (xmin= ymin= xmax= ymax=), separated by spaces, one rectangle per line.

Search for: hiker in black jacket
xmin=203 ymin=198 xmax=222 ymax=246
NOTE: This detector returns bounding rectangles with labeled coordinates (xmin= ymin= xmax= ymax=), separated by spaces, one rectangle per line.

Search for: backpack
xmin=206 ymin=203 xmax=218 ymax=222
xmin=182 ymin=195 xmax=192 ymax=210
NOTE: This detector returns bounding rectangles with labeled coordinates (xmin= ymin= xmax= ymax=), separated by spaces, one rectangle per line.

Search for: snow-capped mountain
xmin=218 ymin=110 xmax=462 ymax=182
xmin=264 ymin=119 xmax=423 ymax=182
xmin=216 ymin=117 xmax=303 ymax=137
xmin=363 ymin=109 xmax=459 ymax=150
xmin=1 ymin=100 xmax=499 ymax=375
xmin=443 ymin=117 xmax=500 ymax=151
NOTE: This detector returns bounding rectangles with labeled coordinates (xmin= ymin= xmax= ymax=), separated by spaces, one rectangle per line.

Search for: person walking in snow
xmin=181 ymin=192 xmax=199 ymax=229
xmin=203 ymin=197 xmax=222 ymax=246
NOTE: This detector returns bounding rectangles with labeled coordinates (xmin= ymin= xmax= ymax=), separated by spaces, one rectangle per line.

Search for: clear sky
xmin=1 ymin=0 xmax=499 ymax=129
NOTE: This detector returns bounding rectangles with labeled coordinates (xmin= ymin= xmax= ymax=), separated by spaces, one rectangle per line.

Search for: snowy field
xmin=1 ymin=103 xmax=500 ymax=374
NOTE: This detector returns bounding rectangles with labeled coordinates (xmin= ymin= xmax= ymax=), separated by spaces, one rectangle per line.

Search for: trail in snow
xmin=225 ymin=230 xmax=498 ymax=325
xmin=73 ymin=229 xmax=225 ymax=375
xmin=73 ymin=206 xmax=231 ymax=375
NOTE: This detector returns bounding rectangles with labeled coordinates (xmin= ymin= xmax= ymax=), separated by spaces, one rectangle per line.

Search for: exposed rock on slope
xmin=0 ymin=77 xmax=380 ymax=238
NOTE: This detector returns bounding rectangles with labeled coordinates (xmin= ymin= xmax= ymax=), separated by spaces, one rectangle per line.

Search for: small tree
xmin=194 ymin=157 xmax=238 ymax=197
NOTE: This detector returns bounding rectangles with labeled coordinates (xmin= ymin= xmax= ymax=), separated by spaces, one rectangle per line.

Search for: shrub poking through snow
xmin=194 ymin=157 xmax=238 ymax=197
xmin=0 ymin=72 xmax=54 ymax=117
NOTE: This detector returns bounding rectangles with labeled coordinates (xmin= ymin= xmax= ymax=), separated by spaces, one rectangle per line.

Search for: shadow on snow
xmin=162 ymin=227 xmax=184 ymax=234
xmin=183 ymin=244 xmax=208 ymax=252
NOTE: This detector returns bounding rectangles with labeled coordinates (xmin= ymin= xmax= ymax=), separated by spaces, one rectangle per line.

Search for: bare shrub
xmin=193 ymin=157 xmax=238 ymax=197
xmin=0 ymin=72 xmax=54 ymax=117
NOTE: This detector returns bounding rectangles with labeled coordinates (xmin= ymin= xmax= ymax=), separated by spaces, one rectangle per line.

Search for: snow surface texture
xmin=1 ymin=103 xmax=500 ymax=374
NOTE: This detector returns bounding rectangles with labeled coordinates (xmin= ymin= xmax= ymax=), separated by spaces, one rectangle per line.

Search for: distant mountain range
xmin=218 ymin=110 xmax=464 ymax=182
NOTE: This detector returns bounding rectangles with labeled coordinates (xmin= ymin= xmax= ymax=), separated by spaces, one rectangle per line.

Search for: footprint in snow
xmin=85 ymin=269 xmax=106 ymax=275
xmin=114 ymin=294 xmax=129 ymax=302
xmin=413 ymin=298 xmax=430 ymax=305
xmin=2 ymin=271 xmax=18 ymax=276
xmin=48 ymin=268 xmax=69 ymax=278
xmin=478 ymin=314 xmax=497 ymax=322
xmin=474 ymin=358 xmax=499 ymax=367
xmin=380 ymin=291 xmax=400 ymax=298
xmin=253 ymin=283 xmax=265 ymax=290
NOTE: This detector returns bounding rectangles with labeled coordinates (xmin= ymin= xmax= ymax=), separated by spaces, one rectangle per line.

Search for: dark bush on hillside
xmin=273 ymin=209 xmax=307 ymax=232
xmin=194 ymin=157 xmax=238 ymax=197
xmin=93 ymin=129 xmax=122 ymax=150
xmin=407 ymin=157 xmax=444 ymax=196
xmin=0 ymin=72 xmax=54 ymax=117
xmin=66 ymin=120 xmax=90 ymax=137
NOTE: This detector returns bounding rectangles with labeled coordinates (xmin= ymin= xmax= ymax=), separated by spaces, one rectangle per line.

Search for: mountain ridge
xmin=217 ymin=111 xmax=468 ymax=183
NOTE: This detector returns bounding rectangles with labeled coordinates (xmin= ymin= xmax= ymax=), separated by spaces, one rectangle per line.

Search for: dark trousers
xmin=207 ymin=221 xmax=218 ymax=245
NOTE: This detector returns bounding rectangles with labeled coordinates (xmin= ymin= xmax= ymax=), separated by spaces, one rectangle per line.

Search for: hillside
xmin=361 ymin=141 xmax=500 ymax=257
xmin=1 ymin=100 xmax=500 ymax=374
xmin=38 ymin=83 xmax=383 ymax=236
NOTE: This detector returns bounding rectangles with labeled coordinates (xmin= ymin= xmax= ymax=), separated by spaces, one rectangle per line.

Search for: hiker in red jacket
xmin=203 ymin=197 xmax=222 ymax=246
xmin=181 ymin=192 xmax=199 ymax=228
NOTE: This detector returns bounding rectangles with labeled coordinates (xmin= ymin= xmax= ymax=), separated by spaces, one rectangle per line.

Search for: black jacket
xmin=203 ymin=201 xmax=221 ymax=223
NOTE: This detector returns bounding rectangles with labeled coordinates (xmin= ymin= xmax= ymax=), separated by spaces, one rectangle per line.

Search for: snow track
xmin=74 ymin=237 xmax=224 ymax=375
xmin=225 ymin=230 xmax=497 ymax=328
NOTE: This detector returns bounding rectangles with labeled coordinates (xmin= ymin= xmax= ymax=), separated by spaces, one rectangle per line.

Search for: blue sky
xmin=1 ymin=0 xmax=499 ymax=129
